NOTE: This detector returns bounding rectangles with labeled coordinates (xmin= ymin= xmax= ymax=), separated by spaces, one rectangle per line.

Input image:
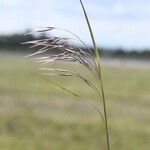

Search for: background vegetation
xmin=0 ymin=54 xmax=149 ymax=150
xmin=0 ymin=32 xmax=150 ymax=59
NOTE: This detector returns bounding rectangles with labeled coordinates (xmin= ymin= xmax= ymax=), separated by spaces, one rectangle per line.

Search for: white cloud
xmin=92 ymin=19 xmax=150 ymax=48
xmin=113 ymin=3 xmax=124 ymax=14
xmin=0 ymin=0 xmax=23 ymax=7
xmin=86 ymin=1 xmax=150 ymax=19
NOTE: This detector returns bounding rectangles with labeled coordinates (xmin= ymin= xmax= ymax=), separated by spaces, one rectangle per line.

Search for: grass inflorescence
xmin=24 ymin=0 xmax=110 ymax=149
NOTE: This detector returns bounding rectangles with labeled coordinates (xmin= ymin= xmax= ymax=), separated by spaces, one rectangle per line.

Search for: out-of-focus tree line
xmin=0 ymin=34 xmax=33 ymax=49
xmin=0 ymin=31 xmax=150 ymax=58
xmin=0 ymin=31 xmax=47 ymax=52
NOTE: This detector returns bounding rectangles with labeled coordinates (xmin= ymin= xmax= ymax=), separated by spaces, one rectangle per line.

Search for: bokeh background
xmin=0 ymin=0 xmax=150 ymax=150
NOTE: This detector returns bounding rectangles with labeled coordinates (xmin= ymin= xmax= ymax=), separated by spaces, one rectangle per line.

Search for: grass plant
xmin=24 ymin=0 xmax=110 ymax=149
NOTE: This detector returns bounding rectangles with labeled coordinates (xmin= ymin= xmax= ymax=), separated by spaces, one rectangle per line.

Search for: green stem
xmin=99 ymin=70 xmax=110 ymax=150
xmin=79 ymin=0 xmax=110 ymax=150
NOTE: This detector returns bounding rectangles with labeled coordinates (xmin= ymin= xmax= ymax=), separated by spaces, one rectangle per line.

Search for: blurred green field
xmin=0 ymin=54 xmax=150 ymax=150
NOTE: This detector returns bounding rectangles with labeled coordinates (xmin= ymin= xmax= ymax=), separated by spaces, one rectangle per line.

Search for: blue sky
xmin=0 ymin=0 xmax=150 ymax=49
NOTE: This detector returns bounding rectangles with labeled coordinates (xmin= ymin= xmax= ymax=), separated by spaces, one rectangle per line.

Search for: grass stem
xmin=79 ymin=0 xmax=110 ymax=150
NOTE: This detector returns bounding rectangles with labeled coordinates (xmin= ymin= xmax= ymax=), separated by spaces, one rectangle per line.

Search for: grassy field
xmin=0 ymin=54 xmax=150 ymax=150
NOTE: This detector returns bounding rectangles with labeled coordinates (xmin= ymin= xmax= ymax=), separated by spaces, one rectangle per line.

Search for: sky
xmin=0 ymin=0 xmax=150 ymax=49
